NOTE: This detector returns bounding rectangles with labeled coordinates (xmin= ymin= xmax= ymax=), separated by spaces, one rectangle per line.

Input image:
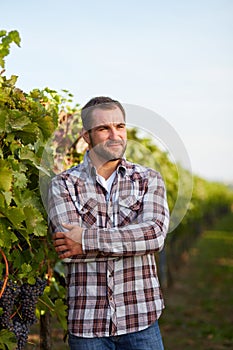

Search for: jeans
xmin=68 ymin=321 xmax=164 ymax=350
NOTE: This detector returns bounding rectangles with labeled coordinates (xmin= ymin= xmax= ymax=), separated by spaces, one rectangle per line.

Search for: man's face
xmin=85 ymin=106 xmax=127 ymax=162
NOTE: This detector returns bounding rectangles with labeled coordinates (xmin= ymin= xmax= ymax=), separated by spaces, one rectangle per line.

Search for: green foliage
xmin=0 ymin=75 xmax=59 ymax=270
xmin=0 ymin=30 xmax=78 ymax=349
xmin=0 ymin=30 xmax=20 ymax=68
xmin=0 ymin=329 xmax=17 ymax=350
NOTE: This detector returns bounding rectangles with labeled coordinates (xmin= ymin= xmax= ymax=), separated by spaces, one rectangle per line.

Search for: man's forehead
xmin=91 ymin=107 xmax=125 ymax=127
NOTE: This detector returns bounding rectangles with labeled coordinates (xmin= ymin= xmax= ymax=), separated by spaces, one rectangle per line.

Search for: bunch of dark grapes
xmin=0 ymin=279 xmax=20 ymax=330
xmin=13 ymin=315 xmax=29 ymax=350
xmin=0 ymin=277 xmax=47 ymax=350
xmin=20 ymin=278 xmax=47 ymax=326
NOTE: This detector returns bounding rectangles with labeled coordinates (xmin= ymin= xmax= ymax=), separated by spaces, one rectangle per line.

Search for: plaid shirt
xmin=48 ymin=153 xmax=169 ymax=337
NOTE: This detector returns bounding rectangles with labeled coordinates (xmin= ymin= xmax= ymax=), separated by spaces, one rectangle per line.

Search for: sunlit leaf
xmin=36 ymin=115 xmax=57 ymax=140
xmin=2 ymin=191 xmax=12 ymax=205
xmin=0 ymin=30 xmax=7 ymax=37
xmin=19 ymin=146 xmax=39 ymax=165
xmin=8 ymin=111 xmax=31 ymax=130
xmin=0 ymin=109 xmax=7 ymax=131
xmin=5 ymin=207 xmax=25 ymax=228
xmin=0 ymin=160 xmax=13 ymax=192
xmin=23 ymin=205 xmax=46 ymax=236
xmin=9 ymin=30 xmax=21 ymax=46
xmin=8 ymin=74 xmax=18 ymax=85
xmin=13 ymin=171 xmax=28 ymax=189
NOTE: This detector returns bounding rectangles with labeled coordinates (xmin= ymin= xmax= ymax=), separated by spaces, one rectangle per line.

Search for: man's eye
xmin=95 ymin=126 xmax=107 ymax=131
xmin=99 ymin=127 xmax=108 ymax=131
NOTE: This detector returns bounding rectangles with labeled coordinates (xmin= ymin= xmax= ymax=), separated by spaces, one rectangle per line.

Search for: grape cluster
xmin=12 ymin=316 xmax=30 ymax=350
xmin=0 ymin=277 xmax=47 ymax=350
xmin=0 ymin=279 xmax=20 ymax=330
xmin=20 ymin=278 xmax=47 ymax=326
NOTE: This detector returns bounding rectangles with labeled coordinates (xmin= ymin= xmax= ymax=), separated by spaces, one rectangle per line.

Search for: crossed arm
xmin=53 ymin=223 xmax=84 ymax=259
xmin=49 ymin=173 xmax=169 ymax=260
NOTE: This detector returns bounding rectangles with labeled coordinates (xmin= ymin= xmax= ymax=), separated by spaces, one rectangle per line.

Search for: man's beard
xmin=90 ymin=139 xmax=127 ymax=162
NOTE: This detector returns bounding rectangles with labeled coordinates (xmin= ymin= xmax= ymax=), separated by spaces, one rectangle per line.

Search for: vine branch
xmin=0 ymin=248 xmax=9 ymax=298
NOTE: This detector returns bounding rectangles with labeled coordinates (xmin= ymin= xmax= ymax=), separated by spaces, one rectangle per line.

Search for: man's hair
xmin=81 ymin=96 xmax=125 ymax=131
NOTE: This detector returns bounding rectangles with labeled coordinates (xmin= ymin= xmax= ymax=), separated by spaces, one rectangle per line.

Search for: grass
xmin=160 ymin=213 xmax=233 ymax=350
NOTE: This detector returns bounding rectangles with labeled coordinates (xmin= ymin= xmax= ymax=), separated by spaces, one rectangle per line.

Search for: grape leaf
xmin=19 ymin=146 xmax=40 ymax=166
xmin=13 ymin=171 xmax=28 ymax=189
xmin=54 ymin=299 xmax=68 ymax=330
xmin=9 ymin=30 xmax=21 ymax=46
xmin=23 ymin=205 xmax=45 ymax=235
xmin=0 ymin=160 xmax=13 ymax=192
xmin=5 ymin=207 xmax=25 ymax=228
xmin=0 ymin=329 xmax=17 ymax=350
xmin=0 ymin=109 xmax=7 ymax=131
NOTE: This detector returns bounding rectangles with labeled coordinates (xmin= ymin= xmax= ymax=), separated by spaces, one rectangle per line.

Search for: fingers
xmin=58 ymin=251 xmax=70 ymax=259
xmin=52 ymin=232 xmax=68 ymax=254
xmin=53 ymin=239 xmax=65 ymax=249
xmin=55 ymin=243 xmax=83 ymax=259
xmin=53 ymin=231 xmax=65 ymax=240
xmin=53 ymin=240 xmax=67 ymax=255
xmin=53 ymin=231 xmax=74 ymax=243
xmin=52 ymin=234 xmax=83 ymax=256
xmin=52 ymin=227 xmax=83 ymax=258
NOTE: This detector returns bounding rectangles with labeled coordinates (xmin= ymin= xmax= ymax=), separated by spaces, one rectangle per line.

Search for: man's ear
xmin=82 ymin=129 xmax=90 ymax=145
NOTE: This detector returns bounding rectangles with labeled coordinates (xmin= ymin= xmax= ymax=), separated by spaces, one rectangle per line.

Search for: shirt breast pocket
xmin=74 ymin=197 xmax=98 ymax=227
xmin=118 ymin=195 xmax=143 ymax=226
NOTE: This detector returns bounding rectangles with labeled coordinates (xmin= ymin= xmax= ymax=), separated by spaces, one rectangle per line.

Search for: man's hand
xmin=53 ymin=223 xmax=84 ymax=259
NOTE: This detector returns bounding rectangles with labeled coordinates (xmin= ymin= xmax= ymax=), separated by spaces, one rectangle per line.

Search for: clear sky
xmin=1 ymin=0 xmax=233 ymax=183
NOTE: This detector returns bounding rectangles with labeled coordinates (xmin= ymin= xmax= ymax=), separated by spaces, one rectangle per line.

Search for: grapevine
xmin=0 ymin=30 xmax=67 ymax=349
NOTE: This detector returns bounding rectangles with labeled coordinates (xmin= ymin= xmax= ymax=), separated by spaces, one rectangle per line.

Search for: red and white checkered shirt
xmin=48 ymin=153 xmax=169 ymax=337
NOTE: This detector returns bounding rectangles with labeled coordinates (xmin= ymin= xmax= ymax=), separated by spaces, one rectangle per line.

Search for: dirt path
xmin=160 ymin=216 xmax=233 ymax=350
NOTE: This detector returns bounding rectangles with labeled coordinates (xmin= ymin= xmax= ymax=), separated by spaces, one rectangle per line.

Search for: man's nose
xmin=109 ymin=127 xmax=119 ymax=139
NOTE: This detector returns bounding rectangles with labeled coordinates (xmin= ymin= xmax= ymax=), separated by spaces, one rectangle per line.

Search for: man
xmin=48 ymin=96 xmax=169 ymax=350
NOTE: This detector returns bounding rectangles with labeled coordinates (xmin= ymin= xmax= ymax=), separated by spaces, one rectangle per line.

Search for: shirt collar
xmin=84 ymin=151 xmax=126 ymax=178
